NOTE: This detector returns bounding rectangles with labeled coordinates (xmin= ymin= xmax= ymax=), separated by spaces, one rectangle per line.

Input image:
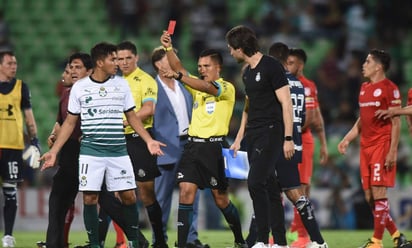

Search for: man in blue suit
xmin=151 ymin=47 xmax=208 ymax=248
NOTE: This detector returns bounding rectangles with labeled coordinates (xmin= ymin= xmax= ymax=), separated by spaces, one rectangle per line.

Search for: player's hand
xmin=47 ymin=134 xmax=57 ymax=148
xmin=159 ymin=68 xmax=176 ymax=79
xmin=384 ymin=150 xmax=396 ymax=170
xmin=337 ymin=139 xmax=349 ymax=155
xmin=319 ymin=145 xmax=329 ymax=165
xmin=375 ymin=109 xmax=392 ymax=119
xmin=30 ymin=137 xmax=41 ymax=153
xmin=229 ymin=140 xmax=241 ymax=158
xmin=147 ymin=140 xmax=166 ymax=156
xmin=160 ymin=31 xmax=172 ymax=48
xmin=39 ymin=151 xmax=57 ymax=171
xmin=283 ymin=140 xmax=295 ymax=160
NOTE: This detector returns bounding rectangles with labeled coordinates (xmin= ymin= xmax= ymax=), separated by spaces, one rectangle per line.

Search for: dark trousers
xmin=46 ymin=139 xmax=80 ymax=248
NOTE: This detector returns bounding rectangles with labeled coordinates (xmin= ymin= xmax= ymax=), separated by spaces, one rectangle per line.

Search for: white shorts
xmin=78 ymin=155 xmax=136 ymax=192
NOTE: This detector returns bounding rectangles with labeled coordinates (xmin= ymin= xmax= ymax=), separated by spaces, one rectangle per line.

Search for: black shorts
xmin=126 ymin=131 xmax=160 ymax=182
xmin=0 ymin=148 xmax=23 ymax=182
xmin=177 ymin=138 xmax=228 ymax=190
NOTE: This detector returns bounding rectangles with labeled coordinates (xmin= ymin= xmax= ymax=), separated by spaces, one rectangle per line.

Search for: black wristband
xmin=284 ymin=136 xmax=293 ymax=141
xmin=175 ymin=71 xmax=183 ymax=81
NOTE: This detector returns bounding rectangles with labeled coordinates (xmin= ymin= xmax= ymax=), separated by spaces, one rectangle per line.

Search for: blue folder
xmin=222 ymin=148 xmax=250 ymax=180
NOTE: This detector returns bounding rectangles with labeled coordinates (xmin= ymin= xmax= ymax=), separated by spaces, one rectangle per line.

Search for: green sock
xmin=122 ymin=203 xmax=139 ymax=242
xmin=83 ymin=204 xmax=99 ymax=246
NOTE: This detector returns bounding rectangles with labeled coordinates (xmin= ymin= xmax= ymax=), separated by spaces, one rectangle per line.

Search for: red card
xmin=167 ymin=20 xmax=176 ymax=35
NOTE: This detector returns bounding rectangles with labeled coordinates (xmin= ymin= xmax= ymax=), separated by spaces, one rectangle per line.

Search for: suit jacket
xmin=152 ymin=76 xmax=192 ymax=165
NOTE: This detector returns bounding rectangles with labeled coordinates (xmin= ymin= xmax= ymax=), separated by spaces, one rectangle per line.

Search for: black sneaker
xmin=394 ymin=233 xmax=412 ymax=248
xmin=36 ymin=241 xmax=46 ymax=248
xmin=186 ymin=239 xmax=210 ymax=248
xmin=152 ymin=242 xmax=169 ymax=248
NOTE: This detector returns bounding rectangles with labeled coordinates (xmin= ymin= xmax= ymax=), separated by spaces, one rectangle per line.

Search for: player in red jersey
xmin=286 ymin=48 xmax=328 ymax=248
xmin=339 ymin=49 xmax=412 ymax=248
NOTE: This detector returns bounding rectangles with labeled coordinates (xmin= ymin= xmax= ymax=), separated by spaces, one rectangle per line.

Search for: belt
xmin=179 ymin=134 xmax=189 ymax=141
xmin=125 ymin=133 xmax=140 ymax=139
xmin=188 ymin=136 xmax=224 ymax=143
xmin=125 ymin=128 xmax=152 ymax=140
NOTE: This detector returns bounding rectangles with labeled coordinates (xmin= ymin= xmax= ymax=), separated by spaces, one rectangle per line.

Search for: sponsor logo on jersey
xmin=373 ymin=88 xmax=382 ymax=97
xmin=359 ymin=101 xmax=381 ymax=107
xmin=99 ymin=87 xmax=107 ymax=97
xmin=255 ymin=72 xmax=261 ymax=82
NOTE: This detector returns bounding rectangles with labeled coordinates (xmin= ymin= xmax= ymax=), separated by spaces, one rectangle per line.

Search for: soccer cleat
xmin=2 ymin=235 xmax=15 ymax=248
xmin=305 ymin=241 xmax=328 ymax=248
xmin=290 ymin=236 xmax=310 ymax=248
xmin=393 ymin=233 xmax=412 ymax=248
xmin=252 ymin=242 xmax=269 ymax=248
xmin=357 ymin=239 xmax=383 ymax=248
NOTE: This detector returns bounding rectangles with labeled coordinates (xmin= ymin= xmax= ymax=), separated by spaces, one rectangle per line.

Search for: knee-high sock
xmin=177 ymin=203 xmax=193 ymax=247
xmin=220 ymin=201 xmax=245 ymax=244
xmin=295 ymin=196 xmax=324 ymax=244
xmin=372 ymin=199 xmax=389 ymax=240
xmin=121 ymin=203 xmax=139 ymax=242
xmin=63 ymin=204 xmax=75 ymax=246
xmin=292 ymin=207 xmax=308 ymax=238
xmin=83 ymin=204 xmax=99 ymax=246
xmin=147 ymin=201 xmax=166 ymax=244
xmin=384 ymin=200 xmax=397 ymax=235
xmin=98 ymin=207 xmax=111 ymax=247
xmin=3 ymin=186 xmax=17 ymax=236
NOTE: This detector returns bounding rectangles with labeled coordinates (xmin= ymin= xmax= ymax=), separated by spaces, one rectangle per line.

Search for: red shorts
xmin=298 ymin=141 xmax=314 ymax=184
xmin=360 ymin=141 xmax=396 ymax=190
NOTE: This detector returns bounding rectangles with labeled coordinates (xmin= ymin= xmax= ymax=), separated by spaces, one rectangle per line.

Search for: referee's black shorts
xmin=126 ymin=130 xmax=160 ymax=182
xmin=177 ymin=136 xmax=228 ymax=190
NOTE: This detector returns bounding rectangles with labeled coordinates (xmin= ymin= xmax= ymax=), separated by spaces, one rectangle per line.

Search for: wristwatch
xmin=284 ymin=136 xmax=293 ymax=141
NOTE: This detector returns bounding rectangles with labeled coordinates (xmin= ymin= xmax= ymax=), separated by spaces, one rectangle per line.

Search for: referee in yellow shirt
xmin=160 ymin=31 xmax=247 ymax=248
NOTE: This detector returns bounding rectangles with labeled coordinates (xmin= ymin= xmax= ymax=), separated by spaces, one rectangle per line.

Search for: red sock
xmin=372 ymin=199 xmax=388 ymax=240
xmin=385 ymin=204 xmax=397 ymax=235
xmin=63 ymin=204 xmax=75 ymax=246
xmin=113 ymin=221 xmax=126 ymax=244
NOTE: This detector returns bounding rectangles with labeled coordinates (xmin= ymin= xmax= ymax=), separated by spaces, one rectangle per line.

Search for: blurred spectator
xmin=0 ymin=10 xmax=12 ymax=51
xmin=188 ymin=0 xmax=213 ymax=57
xmin=396 ymin=140 xmax=411 ymax=189
xmin=316 ymin=46 xmax=345 ymax=124
xmin=328 ymin=186 xmax=356 ymax=229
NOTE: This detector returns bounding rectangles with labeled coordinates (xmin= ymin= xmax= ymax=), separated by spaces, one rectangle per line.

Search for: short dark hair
xmin=199 ymin=49 xmax=223 ymax=67
xmin=151 ymin=47 xmax=166 ymax=72
xmin=69 ymin=52 xmax=93 ymax=70
xmin=225 ymin=25 xmax=259 ymax=57
xmin=90 ymin=42 xmax=117 ymax=67
xmin=0 ymin=51 xmax=14 ymax=63
xmin=369 ymin=49 xmax=391 ymax=72
xmin=288 ymin=48 xmax=307 ymax=63
xmin=268 ymin=42 xmax=289 ymax=63
xmin=117 ymin=41 xmax=137 ymax=55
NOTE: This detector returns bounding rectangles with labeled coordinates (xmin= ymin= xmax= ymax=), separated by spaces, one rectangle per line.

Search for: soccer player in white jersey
xmin=40 ymin=42 xmax=165 ymax=248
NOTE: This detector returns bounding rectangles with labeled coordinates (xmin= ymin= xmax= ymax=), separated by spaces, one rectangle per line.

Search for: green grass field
xmin=9 ymin=229 xmax=412 ymax=247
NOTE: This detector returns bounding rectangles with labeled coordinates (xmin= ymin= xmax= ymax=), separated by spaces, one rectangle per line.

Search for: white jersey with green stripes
xmin=68 ymin=75 xmax=135 ymax=157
